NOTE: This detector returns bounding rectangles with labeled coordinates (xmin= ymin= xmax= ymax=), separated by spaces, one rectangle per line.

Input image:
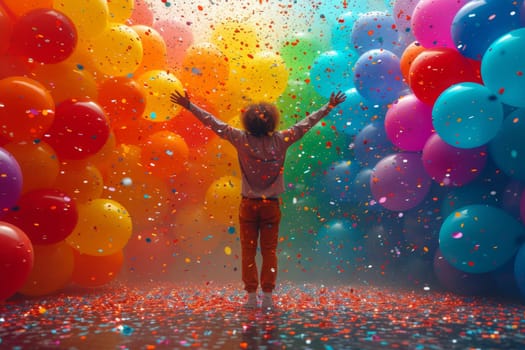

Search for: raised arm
xmin=284 ymin=90 xmax=347 ymax=142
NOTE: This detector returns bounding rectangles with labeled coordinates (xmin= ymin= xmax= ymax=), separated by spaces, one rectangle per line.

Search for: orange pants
xmin=239 ymin=197 xmax=281 ymax=293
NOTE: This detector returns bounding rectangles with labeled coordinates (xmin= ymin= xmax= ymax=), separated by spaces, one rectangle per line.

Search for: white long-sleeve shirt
xmin=186 ymin=103 xmax=333 ymax=199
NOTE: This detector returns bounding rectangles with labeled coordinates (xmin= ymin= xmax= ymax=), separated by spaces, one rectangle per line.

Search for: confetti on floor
xmin=1 ymin=281 xmax=524 ymax=349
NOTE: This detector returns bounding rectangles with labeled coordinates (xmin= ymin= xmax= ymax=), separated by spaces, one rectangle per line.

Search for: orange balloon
xmin=0 ymin=76 xmax=55 ymax=142
xmin=0 ymin=54 xmax=33 ymax=79
xmin=72 ymin=250 xmax=124 ymax=287
xmin=140 ymin=130 xmax=189 ymax=178
xmin=131 ymin=25 xmax=168 ymax=75
xmin=3 ymin=141 xmax=60 ymax=193
xmin=180 ymin=42 xmax=229 ymax=98
xmin=400 ymin=41 xmax=425 ymax=82
xmin=87 ymin=131 xmax=117 ymax=173
xmin=2 ymin=0 xmax=52 ymax=17
xmin=53 ymin=161 xmax=104 ymax=203
xmin=19 ymin=241 xmax=74 ymax=296
xmin=30 ymin=62 xmax=98 ymax=104
xmin=204 ymin=175 xmax=241 ymax=225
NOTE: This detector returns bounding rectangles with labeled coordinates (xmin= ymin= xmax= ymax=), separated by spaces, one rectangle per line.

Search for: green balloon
xmin=279 ymin=32 xmax=328 ymax=80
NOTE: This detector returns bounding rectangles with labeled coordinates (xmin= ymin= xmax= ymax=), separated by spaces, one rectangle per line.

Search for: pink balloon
xmin=153 ymin=19 xmax=194 ymax=68
xmin=412 ymin=0 xmax=469 ymax=48
xmin=393 ymin=0 xmax=420 ymax=35
xmin=422 ymin=133 xmax=487 ymax=187
xmin=384 ymin=94 xmax=433 ymax=151
xmin=126 ymin=0 xmax=154 ymax=26
xmin=370 ymin=152 xmax=432 ymax=211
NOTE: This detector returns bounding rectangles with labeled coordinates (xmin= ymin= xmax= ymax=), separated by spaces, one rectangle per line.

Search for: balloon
xmin=310 ymin=50 xmax=357 ymax=98
xmin=2 ymin=141 xmax=58 ymax=194
xmin=210 ymin=20 xmax=260 ymax=62
xmin=153 ymin=19 xmax=194 ymax=69
xmin=72 ymin=250 xmax=124 ymax=287
xmin=0 ymin=76 xmax=55 ymax=142
xmin=140 ymin=130 xmax=189 ymax=178
xmin=276 ymin=80 xmax=325 ymax=129
xmin=10 ymin=8 xmax=77 ymax=64
xmin=353 ymin=121 xmax=397 ymax=168
xmin=18 ymin=241 xmax=74 ymax=296
xmin=44 ymin=99 xmax=111 ymax=160
xmin=481 ymin=28 xmax=525 ymax=108
xmin=0 ymin=54 xmax=32 ymax=80
xmin=0 ymin=147 xmax=23 ymax=210
xmin=30 ymin=61 xmax=98 ymax=103
xmin=131 ymin=25 xmax=168 ymax=75
xmin=411 ymin=0 xmax=468 ymax=48
xmin=384 ymin=94 xmax=433 ymax=151
xmin=88 ymin=23 xmax=143 ymax=77
xmin=0 ymin=4 xmax=13 ymax=55
xmin=241 ymin=50 xmax=289 ymax=102
xmin=66 ymin=198 xmax=132 ymax=256
xmin=127 ymin=0 xmax=154 ymax=26
xmin=439 ymin=204 xmax=524 ymax=273
xmin=515 ymin=243 xmax=525 ymax=298
xmin=452 ymin=0 xmax=523 ymax=61
xmin=399 ymin=41 xmax=425 ymax=82
xmin=432 ymin=82 xmax=504 ymax=148
xmin=280 ymin=32 xmax=327 ymax=79
xmin=2 ymin=0 xmax=52 ymax=17
xmin=370 ymin=152 xmax=432 ymax=211
xmin=321 ymin=160 xmax=361 ymax=202
xmin=351 ymin=11 xmax=402 ymax=55
xmin=52 ymin=0 xmax=108 ymax=38
xmin=52 ymin=161 xmax=104 ymax=203
xmin=107 ymin=0 xmax=133 ymax=23
xmin=489 ymin=108 xmax=525 ymax=181
xmin=204 ymin=176 xmax=241 ymax=226
xmin=408 ymin=47 xmax=479 ymax=105
xmin=136 ymin=70 xmax=184 ymax=122
xmin=353 ymin=49 xmax=407 ymax=105
xmin=392 ymin=0 xmax=419 ymax=39
xmin=522 ymin=189 xmax=525 ymax=223
xmin=422 ymin=133 xmax=487 ymax=187
xmin=330 ymin=11 xmax=359 ymax=51
xmin=0 ymin=221 xmax=33 ymax=301
xmin=180 ymin=42 xmax=229 ymax=99
xmin=3 ymin=188 xmax=77 ymax=245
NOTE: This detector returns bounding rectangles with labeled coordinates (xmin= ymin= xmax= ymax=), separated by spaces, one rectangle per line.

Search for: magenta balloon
xmin=422 ymin=133 xmax=487 ymax=187
xmin=412 ymin=0 xmax=469 ymax=48
xmin=370 ymin=152 xmax=432 ymax=211
xmin=384 ymin=94 xmax=433 ymax=151
xmin=0 ymin=147 xmax=23 ymax=211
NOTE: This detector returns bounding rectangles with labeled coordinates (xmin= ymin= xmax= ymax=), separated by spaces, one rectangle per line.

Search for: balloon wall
xmin=1 ymin=0 xmax=525 ymax=300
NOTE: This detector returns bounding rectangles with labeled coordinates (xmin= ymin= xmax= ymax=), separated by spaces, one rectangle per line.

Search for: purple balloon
xmin=353 ymin=121 xmax=397 ymax=168
xmin=385 ymin=94 xmax=433 ymax=151
xmin=422 ymin=133 xmax=487 ymax=187
xmin=0 ymin=148 xmax=23 ymax=211
xmin=370 ymin=152 xmax=432 ymax=211
xmin=351 ymin=11 xmax=402 ymax=55
xmin=392 ymin=0 xmax=419 ymax=43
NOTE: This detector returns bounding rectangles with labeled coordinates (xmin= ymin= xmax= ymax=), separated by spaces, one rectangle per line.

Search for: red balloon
xmin=10 ymin=8 xmax=77 ymax=63
xmin=3 ymin=188 xmax=78 ymax=245
xmin=44 ymin=99 xmax=110 ymax=160
xmin=0 ymin=221 xmax=34 ymax=301
xmin=408 ymin=48 xmax=478 ymax=105
xmin=0 ymin=4 xmax=13 ymax=55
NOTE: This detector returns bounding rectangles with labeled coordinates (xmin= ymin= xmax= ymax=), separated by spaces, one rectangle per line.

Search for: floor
xmin=1 ymin=281 xmax=524 ymax=350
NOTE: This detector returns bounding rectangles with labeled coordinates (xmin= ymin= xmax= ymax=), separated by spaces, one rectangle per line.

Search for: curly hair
xmin=241 ymin=102 xmax=280 ymax=137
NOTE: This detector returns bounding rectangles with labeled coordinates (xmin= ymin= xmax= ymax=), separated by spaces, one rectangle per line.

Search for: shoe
xmin=243 ymin=292 xmax=257 ymax=309
xmin=261 ymin=292 xmax=273 ymax=311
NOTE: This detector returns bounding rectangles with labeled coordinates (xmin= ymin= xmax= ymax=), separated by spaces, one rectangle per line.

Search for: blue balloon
xmin=331 ymin=11 xmax=360 ymax=51
xmin=481 ymin=27 xmax=525 ymax=108
xmin=452 ymin=0 xmax=524 ymax=60
xmin=514 ymin=243 xmax=525 ymax=298
xmin=321 ymin=160 xmax=361 ymax=203
xmin=351 ymin=11 xmax=402 ymax=55
xmin=432 ymin=82 xmax=504 ymax=149
xmin=439 ymin=204 xmax=524 ymax=273
xmin=353 ymin=121 xmax=397 ymax=167
xmin=310 ymin=50 xmax=357 ymax=98
xmin=489 ymin=108 xmax=525 ymax=181
xmin=353 ymin=49 xmax=407 ymax=105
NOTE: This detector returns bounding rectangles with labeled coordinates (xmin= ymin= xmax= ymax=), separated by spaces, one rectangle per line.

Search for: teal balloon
xmin=439 ymin=204 xmax=524 ymax=273
xmin=481 ymin=27 xmax=525 ymax=108
xmin=489 ymin=108 xmax=525 ymax=181
xmin=331 ymin=11 xmax=360 ymax=50
xmin=432 ymin=82 xmax=504 ymax=149
xmin=310 ymin=50 xmax=357 ymax=98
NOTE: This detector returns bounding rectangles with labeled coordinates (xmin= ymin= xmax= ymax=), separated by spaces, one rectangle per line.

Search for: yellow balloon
xmin=53 ymin=0 xmax=109 ymax=37
xmin=204 ymin=175 xmax=241 ymax=225
xmin=3 ymin=141 xmax=60 ymax=194
xmin=89 ymin=23 xmax=143 ymax=76
xmin=136 ymin=69 xmax=184 ymax=122
xmin=66 ymin=198 xmax=132 ymax=256
xmin=244 ymin=51 xmax=289 ymax=102
xmin=107 ymin=0 xmax=133 ymax=23
xmin=131 ymin=25 xmax=168 ymax=76
xmin=53 ymin=161 xmax=104 ymax=203
xmin=210 ymin=20 xmax=260 ymax=61
xmin=19 ymin=241 xmax=74 ymax=297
